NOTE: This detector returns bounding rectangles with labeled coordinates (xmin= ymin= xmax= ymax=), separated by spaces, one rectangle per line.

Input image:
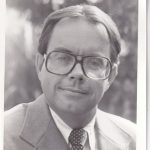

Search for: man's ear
xmin=108 ymin=64 xmax=118 ymax=85
xmin=104 ymin=64 xmax=118 ymax=91
xmin=35 ymin=52 xmax=45 ymax=76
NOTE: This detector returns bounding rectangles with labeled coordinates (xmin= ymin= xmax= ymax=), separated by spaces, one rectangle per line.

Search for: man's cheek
xmin=91 ymin=82 xmax=105 ymax=99
xmin=42 ymin=78 xmax=53 ymax=94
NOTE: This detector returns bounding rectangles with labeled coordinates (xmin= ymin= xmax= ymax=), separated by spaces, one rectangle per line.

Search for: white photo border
xmin=137 ymin=0 xmax=147 ymax=149
xmin=0 ymin=0 xmax=5 ymax=150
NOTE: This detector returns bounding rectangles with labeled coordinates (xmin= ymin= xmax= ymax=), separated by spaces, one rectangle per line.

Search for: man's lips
xmin=58 ymin=87 xmax=88 ymax=94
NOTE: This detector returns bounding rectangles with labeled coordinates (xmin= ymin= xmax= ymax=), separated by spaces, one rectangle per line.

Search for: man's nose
xmin=68 ymin=63 xmax=85 ymax=82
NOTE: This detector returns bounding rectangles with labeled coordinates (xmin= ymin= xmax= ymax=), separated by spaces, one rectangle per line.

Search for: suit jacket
xmin=4 ymin=94 xmax=136 ymax=150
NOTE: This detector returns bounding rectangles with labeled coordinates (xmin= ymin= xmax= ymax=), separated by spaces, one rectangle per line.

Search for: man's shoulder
xmin=97 ymin=110 xmax=136 ymax=149
xmin=4 ymin=95 xmax=51 ymax=150
xmin=96 ymin=109 xmax=136 ymax=149
xmin=97 ymin=109 xmax=136 ymax=139
xmin=5 ymin=103 xmax=29 ymax=135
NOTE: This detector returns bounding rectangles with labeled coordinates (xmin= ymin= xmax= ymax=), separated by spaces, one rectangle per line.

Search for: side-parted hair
xmin=38 ymin=5 xmax=121 ymax=64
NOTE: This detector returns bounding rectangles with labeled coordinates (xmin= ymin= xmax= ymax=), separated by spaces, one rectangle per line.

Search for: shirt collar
xmin=50 ymin=108 xmax=96 ymax=150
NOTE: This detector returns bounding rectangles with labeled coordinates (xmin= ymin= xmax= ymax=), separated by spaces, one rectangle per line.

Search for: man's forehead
xmin=50 ymin=16 xmax=110 ymax=45
xmin=47 ymin=16 xmax=110 ymax=58
xmin=54 ymin=17 xmax=109 ymax=37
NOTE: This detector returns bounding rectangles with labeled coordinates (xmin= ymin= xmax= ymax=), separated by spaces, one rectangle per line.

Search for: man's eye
xmin=53 ymin=54 xmax=73 ymax=65
xmin=57 ymin=56 xmax=71 ymax=62
xmin=90 ymin=60 xmax=101 ymax=66
xmin=90 ymin=59 xmax=103 ymax=67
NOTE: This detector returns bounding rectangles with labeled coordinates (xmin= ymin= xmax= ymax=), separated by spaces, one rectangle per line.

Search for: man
xmin=4 ymin=5 xmax=136 ymax=150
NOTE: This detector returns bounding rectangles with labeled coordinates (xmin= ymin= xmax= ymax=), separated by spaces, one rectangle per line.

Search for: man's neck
xmin=51 ymin=107 xmax=97 ymax=129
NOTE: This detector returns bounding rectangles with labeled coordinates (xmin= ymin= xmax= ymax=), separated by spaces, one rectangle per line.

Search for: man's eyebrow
xmin=52 ymin=47 xmax=72 ymax=53
xmin=48 ymin=47 xmax=107 ymax=57
xmin=83 ymin=50 xmax=105 ymax=57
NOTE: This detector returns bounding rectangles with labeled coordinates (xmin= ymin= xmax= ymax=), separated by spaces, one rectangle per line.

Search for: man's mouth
xmin=58 ymin=87 xmax=88 ymax=94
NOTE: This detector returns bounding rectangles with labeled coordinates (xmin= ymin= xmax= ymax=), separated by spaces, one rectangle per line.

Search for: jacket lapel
xmin=95 ymin=110 xmax=131 ymax=150
xmin=20 ymin=94 xmax=68 ymax=150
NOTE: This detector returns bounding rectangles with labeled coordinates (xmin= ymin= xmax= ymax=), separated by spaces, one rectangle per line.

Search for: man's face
xmin=38 ymin=17 xmax=115 ymax=115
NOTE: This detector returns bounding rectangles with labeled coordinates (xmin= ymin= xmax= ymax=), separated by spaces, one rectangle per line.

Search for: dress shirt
xmin=50 ymin=108 xmax=96 ymax=150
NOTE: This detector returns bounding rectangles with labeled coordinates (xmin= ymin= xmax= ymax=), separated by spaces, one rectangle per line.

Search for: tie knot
xmin=69 ymin=128 xmax=87 ymax=147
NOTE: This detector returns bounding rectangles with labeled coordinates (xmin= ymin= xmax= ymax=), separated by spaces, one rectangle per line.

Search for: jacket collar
xmin=20 ymin=94 xmax=68 ymax=149
xmin=20 ymin=94 xmax=51 ymax=147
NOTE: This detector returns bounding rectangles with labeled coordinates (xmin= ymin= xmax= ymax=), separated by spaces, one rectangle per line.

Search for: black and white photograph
xmin=2 ymin=0 xmax=147 ymax=150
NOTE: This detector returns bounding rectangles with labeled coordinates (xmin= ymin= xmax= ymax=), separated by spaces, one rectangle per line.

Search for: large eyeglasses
xmin=45 ymin=51 xmax=112 ymax=80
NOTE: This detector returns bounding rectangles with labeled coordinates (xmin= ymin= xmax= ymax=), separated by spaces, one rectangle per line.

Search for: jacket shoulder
xmin=5 ymin=103 xmax=28 ymax=133
xmin=4 ymin=103 xmax=28 ymax=150
xmin=104 ymin=111 xmax=136 ymax=139
xmin=97 ymin=110 xmax=136 ymax=149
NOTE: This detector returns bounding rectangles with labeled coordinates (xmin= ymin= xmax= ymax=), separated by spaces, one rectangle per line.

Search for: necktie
xmin=69 ymin=128 xmax=88 ymax=150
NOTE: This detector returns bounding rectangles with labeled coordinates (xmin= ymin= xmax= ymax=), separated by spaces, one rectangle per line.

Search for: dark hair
xmin=38 ymin=5 xmax=121 ymax=64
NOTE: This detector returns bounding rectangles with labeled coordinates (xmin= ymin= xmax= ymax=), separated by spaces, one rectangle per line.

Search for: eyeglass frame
xmin=44 ymin=50 xmax=113 ymax=80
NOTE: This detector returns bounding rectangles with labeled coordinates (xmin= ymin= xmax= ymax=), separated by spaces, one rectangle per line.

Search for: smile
xmin=58 ymin=87 xmax=87 ymax=94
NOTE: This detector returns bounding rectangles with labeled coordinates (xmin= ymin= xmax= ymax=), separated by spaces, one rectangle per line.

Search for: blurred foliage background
xmin=5 ymin=0 xmax=137 ymax=122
